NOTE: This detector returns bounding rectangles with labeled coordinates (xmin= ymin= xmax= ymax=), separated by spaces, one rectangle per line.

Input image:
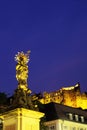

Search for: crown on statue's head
xmin=15 ymin=51 xmax=31 ymax=64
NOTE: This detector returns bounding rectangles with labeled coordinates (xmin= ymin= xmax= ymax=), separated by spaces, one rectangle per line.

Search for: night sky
xmin=0 ymin=0 xmax=87 ymax=95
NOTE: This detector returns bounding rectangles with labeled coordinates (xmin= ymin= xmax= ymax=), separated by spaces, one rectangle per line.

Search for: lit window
xmin=69 ymin=113 xmax=73 ymax=120
xmin=75 ymin=114 xmax=79 ymax=121
xmin=80 ymin=116 xmax=84 ymax=123
xmin=55 ymin=93 xmax=58 ymax=96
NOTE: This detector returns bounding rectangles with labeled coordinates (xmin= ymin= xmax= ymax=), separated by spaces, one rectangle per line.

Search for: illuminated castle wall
xmin=39 ymin=83 xmax=87 ymax=110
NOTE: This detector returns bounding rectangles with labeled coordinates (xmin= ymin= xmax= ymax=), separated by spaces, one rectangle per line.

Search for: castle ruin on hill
xmin=38 ymin=83 xmax=87 ymax=110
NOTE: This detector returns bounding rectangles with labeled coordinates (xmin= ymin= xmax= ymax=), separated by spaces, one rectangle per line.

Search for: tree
xmin=0 ymin=92 xmax=8 ymax=105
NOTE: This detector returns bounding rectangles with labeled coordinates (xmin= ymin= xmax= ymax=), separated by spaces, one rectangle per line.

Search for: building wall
xmin=45 ymin=119 xmax=87 ymax=130
xmin=39 ymin=84 xmax=87 ymax=109
xmin=0 ymin=108 xmax=44 ymax=130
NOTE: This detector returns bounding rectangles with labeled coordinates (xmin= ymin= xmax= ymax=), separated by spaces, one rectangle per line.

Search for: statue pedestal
xmin=1 ymin=108 xmax=44 ymax=130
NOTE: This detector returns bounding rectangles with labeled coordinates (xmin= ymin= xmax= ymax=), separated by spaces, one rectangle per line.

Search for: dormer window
xmin=80 ymin=116 xmax=84 ymax=123
xmin=69 ymin=113 xmax=73 ymax=120
xmin=75 ymin=115 xmax=79 ymax=121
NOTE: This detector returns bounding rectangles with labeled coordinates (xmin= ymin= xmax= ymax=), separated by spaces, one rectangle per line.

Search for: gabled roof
xmin=43 ymin=102 xmax=87 ymax=123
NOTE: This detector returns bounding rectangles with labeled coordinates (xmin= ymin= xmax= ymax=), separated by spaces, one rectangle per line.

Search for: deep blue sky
xmin=0 ymin=0 xmax=87 ymax=95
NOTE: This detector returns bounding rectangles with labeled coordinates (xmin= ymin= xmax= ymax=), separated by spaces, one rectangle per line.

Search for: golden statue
xmin=15 ymin=51 xmax=31 ymax=91
xmin=8 ymin=51 xmax=38 ymax=110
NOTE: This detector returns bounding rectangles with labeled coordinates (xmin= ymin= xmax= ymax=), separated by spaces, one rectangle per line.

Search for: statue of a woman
xmin=15 ymin=51 xmax=30 ymax=90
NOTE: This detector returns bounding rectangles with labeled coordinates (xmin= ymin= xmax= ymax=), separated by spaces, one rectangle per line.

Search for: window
xmin=80 ymin=116 xmax=84 ymax=123
xmin=71 ymin=127 xmax=76 ymax=130
xmin=69 ymin=113 xmax=73 ymax=120
xmin=75 ymin=114 xmax=79 ymax=121
xmin=63 ymin=126 xmax=67 ymax=130
xmin=49 ymin=124 xmax=56 ymax=130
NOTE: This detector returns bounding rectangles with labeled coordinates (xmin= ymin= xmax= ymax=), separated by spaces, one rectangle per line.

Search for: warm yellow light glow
xmin=39 ymin=84 xmax=87 ymax=110
xmin=15 ymin=51 xmax=31 ymax=90
xmin=15 ymin=51 xmax=31 ymax=64
xmin=0 ymin=108 xmax=44 ymax=130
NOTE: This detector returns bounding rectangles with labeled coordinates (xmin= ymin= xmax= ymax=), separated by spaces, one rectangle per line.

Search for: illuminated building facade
xmin=44 ymin=102 xmax=87 ymax=130
xmin=39 ymin=83 xmax=87 ymax=110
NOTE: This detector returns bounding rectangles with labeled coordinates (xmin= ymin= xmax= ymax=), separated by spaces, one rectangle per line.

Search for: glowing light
xmin=15 ymin=51 xmax=31 ymax=90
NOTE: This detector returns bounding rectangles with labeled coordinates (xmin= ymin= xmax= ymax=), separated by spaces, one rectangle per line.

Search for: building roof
xmin=43 ymin=102 xmax=87 ymax=123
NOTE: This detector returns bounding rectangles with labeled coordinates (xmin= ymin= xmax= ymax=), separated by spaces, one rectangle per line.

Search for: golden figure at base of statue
xmin=15 ymin=51 xmax=31 ymax=91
